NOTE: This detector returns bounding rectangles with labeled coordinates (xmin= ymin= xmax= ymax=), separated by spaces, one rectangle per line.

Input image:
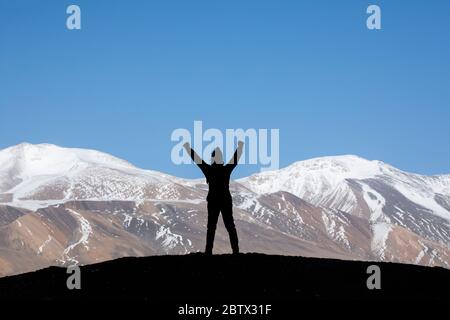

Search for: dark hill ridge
xmin=0 ymin=253 xmax=448 ymax=302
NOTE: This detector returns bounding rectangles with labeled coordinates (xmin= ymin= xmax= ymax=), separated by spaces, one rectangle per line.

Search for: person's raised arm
xmin=227 ymin=141 xmax=244 ymax=169
xmin=183 ymin=142 xmax=205 ymax=166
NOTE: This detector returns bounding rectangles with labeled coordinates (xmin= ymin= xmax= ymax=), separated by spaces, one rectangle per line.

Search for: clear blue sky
xmin=1 ymin=0 xmax=449 ymax=178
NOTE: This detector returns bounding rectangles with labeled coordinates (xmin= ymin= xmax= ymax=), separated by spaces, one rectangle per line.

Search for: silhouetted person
xmin=183 ymin=141 xmax=244 ymax=255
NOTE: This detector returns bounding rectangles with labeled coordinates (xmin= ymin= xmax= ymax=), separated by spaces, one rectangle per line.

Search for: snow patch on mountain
xmin=371 ymin=222 xmax=392 ymax=260
xmin=155 ymin=225 xmax=184 ymax=251
xmin=321 ymin=209 xmax=350 ymax=249
xmin=61 ymin=209 xmax=93 ymax=265
xmin=391 ymin=181 xmax=450 ymax=220
xmin=37 ymin=235 xmax=52 ymax=255
xmin=361 ymin=183 xmax=385 ymax=222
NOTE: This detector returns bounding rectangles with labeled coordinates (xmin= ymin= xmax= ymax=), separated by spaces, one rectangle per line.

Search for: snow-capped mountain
xmin=0 ymin=143 xmax=198 ymax=210
xmin=240 ymin=155 xmax=450 ymax=265
xmin=0 ymin=143 xmax=449 ymax=277
xmin=239 ymin=155 xmax=450 ymax=221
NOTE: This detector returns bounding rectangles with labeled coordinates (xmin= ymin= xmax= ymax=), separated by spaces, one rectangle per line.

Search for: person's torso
xmin=205 ymin=165 xmax=232 ymax=200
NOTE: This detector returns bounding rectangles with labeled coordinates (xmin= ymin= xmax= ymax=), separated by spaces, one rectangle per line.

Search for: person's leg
xmin=205 ymin=201 xmax=220 ymax=255
xmin=221 ymin=201 xmax=239 ymax=254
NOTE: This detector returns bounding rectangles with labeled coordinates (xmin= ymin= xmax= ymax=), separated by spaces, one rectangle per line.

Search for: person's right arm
xmin=183 ymin=142 xmax=206 ymax=166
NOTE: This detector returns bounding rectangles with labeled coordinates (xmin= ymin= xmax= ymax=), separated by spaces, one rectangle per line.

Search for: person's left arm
xmin=226 ymin=141 xmax=244 ymax=170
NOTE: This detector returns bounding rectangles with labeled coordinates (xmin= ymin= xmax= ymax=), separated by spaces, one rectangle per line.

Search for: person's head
xmin=211 ymin=147 xmax=224 ymax=165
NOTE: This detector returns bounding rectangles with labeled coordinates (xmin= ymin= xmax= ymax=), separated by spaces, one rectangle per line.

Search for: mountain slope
xmin=240 ymin=155 xmax=450 ymax=266
xmin=0 ymin=143 xmax=449 ymax=276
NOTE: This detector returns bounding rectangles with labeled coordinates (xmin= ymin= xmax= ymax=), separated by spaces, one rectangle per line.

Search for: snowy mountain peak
xmin=0 ymin=143 xmax=189 ymax=210
xmin=238 ymin=154 xmax=388 ymax=197
xmin=288 ymin=155 xmax=386 ymax=179
xmin=0 ymin=143 xmax=137 ymax=179
xmin=239 ymin=154 xmax=450 ymax=221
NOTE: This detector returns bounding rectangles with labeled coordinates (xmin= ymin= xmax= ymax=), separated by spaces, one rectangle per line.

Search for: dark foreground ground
xmin=0 ymin=253 xmax=449 ymax=316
